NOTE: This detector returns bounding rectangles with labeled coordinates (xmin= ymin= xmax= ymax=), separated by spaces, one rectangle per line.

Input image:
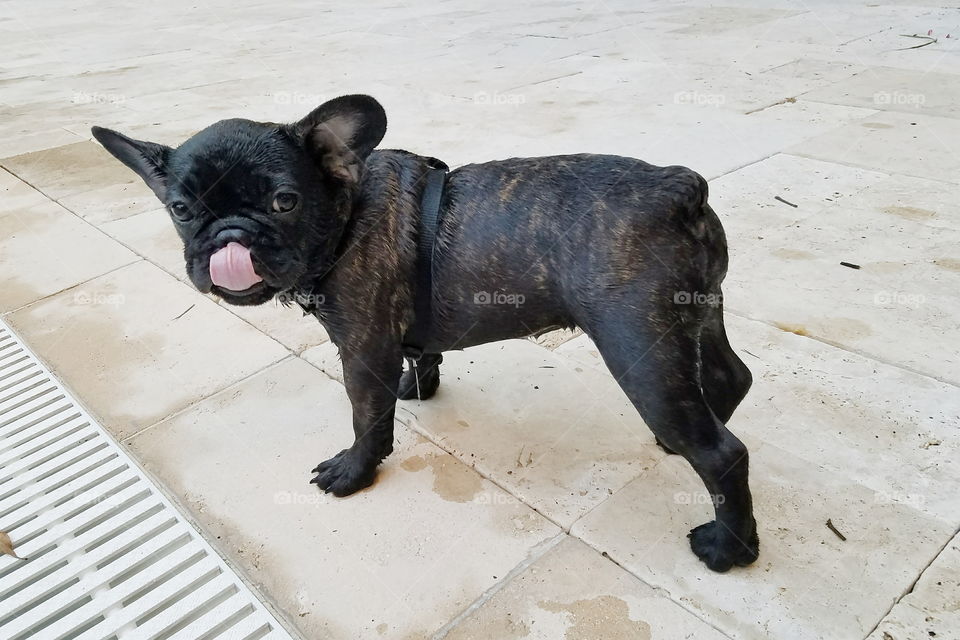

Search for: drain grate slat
xmin=0 ymin=445 xmax=117 ymax=513
xmin=0 ymin=372 xmax=51 ymax=406
xmin=0 ymin=417 xmax=91 ymax=466
xmin=0 ymin=526 xmax=192 ymax=637
xmin=205 ymin=613 xmax=273 ymax=640
xmin=0 ymin=364 xmax=41 ymax=394
xmin=0 ymin=383 xmax=61 ymax=419
xmin=0 ymin=347 xmax=26 ymax=367
xmin=0 ymin=321 xmax=295 ymax=640
xmin=72 ymin=557 xmax=217 ymax=640
xmin=0 ymin=398 xmax=76 ymax=441
xmin=140 ymin=572 xmax=237 ymax=639
xmin=0 ymin=420 xmax=94 ymax=479
xmin=7 ymin=482 xmax=153 ymax=560
xmin=0 ymin=437 xmax=108 ymax=501
xmin=0 ymin=510 xmax=177 ymax=614
xmin=0 ymin=389 xmax=69 ymax=432
xmin=0 ymin=406 xmax=85 ymax=449
xmin=0 ymin=500 xmax=164 ymax=596
xmin=167 ymin=592 xmax=254 ymax=640
xmin=1 ymin=458 xmax=133 ymax=526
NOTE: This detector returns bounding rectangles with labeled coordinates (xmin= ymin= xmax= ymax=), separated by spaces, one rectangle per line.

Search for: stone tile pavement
xmin=1 ymin=1 xmax=958 ymax=638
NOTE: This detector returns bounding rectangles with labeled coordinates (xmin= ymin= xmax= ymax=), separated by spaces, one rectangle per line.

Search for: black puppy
xmin=92 ymin=95 xmax=758 ymax=572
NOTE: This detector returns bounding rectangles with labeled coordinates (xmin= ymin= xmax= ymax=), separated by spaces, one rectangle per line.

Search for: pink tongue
xmin=209 ymin=242 xmax=263 ymax=292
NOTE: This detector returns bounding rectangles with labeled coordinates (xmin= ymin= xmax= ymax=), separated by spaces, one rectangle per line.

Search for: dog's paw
xmin=655 ymin=437 xmax=678 ymax=455
xmin=310 ymin=449 xmax=378 ymax=497
xmin=688 ymin=520 xmax=759 ymax=572
xmin=397 ymin=367 xmax=440 ymax=400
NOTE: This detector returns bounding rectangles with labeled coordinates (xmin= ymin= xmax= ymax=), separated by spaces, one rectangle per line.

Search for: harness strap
xmin=401 ymin=159 xmax=448 ymax=360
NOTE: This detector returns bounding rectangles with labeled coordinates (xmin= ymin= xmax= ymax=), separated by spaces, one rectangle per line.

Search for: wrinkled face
xmin=161 ymin=121 xmax=336 ymax=304
xmin=92 ymin=95 xmax=387 ymax=305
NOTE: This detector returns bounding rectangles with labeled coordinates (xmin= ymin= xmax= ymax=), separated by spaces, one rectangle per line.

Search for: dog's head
xmin=92 ymin=95 xmax=387 ymax=305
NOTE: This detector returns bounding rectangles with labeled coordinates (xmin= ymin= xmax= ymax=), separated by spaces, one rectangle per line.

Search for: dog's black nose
xmin=214 ymin=226 xmax=254 ymax=248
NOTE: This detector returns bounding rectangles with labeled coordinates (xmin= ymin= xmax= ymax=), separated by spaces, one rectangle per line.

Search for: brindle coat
xmin=92 ymin=94 xmax=758 ymax=572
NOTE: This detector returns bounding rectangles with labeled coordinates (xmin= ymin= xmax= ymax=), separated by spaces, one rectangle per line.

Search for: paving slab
xmin=5 ymin=260 xmax=288 ymax=439
xmin=395 ymin=340 xmax=664 ymax=530
xmin=725 ymin=315 xmax=960 ymax=525
xmin=570 ymin=441 xmax=955 ymax=640
xmin=436 ymin=86 xmax=876 ymax=180
xmin=127 ymin=357 xmax=562 ymax=640
xmin=0 ymin=166 xmax=58 ymax=212
xmin=817 ymin=12 xmax=960 ymax=74
xmin=802 ymin=65 xmax=960 ymax=119
xmin=59 ymin=180 xmax=159 ymax=225
xmin=558 ymin=313 xmax=960 ymax=524
xmin=663 ymin=6 xmax=804 ymax=36
xmin=709 ymin=153 xmax=890 ymax=238
xmin=728 ymin=5 xmax=906 ymax=47
xmin=868 ymin=533 xmax=960 ymax=640
xmin=301 ymin=341 xmax=344 ymax=384
xmin=445 ymin=537 xmax=729 ymax=640
xmin=788 ymin=111 xmax=960 ymax=184
xmin=221 ymin=300 xmax=330 ymax=355
xmin=839 ymin=171 xmax=960 ymax=233
xmin=722 ymin=180 xmax=960 ymax=385
xmin=99 ymin=207 xmax=190 ymax=281
xmin=0 ymin=197 xmax=137 ymax=312
xmin=525 ymin=48 xmax=864 ymax=114
xmin=0 ymin=139 xmax=141 ymax=200
xmin=0 ymin=126 xmax=86 ymax=158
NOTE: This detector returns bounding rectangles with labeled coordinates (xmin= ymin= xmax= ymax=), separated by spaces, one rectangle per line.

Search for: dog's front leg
xmin=311 ymin=344 xmax=402 ymax=496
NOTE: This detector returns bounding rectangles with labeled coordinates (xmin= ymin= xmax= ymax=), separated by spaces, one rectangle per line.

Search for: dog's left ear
xmin=294 ymin=94 xmax=387 ymax=183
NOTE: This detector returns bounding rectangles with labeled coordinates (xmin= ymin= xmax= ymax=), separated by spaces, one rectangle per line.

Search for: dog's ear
xmin=91 ymin=126 xmax=172 ymax=201
xmin=293 ymin=95 xmax=387 ymax=183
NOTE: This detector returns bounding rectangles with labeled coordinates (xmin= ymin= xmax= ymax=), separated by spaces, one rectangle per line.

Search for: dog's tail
xmin=667 ymin=168 xmax=728 ymax=292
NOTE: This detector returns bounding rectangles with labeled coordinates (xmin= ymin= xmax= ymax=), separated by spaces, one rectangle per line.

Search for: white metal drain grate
xmin=0 ymin=320 xmax=295 ymax=640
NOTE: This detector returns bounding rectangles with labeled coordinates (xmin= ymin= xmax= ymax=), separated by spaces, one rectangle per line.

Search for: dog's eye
xmin=272 ymin=192 xmax=298 ymax=213
xmin=272 ymin=192 xmax=299 ymax=213
xmin=169 ymin=202 xmax=191 ymax=221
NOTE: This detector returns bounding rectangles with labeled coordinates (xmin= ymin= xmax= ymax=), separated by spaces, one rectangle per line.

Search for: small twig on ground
xmin=774 ymin=195 xmax=798 ymax=208
xmin=840 ymin=261 xmax=861 ymax=270
xmin=173 ymin=304 xmax=195 ymax=320
xmin=826 ymin=518 xmax=847 ymax=541
xmin=895 ymin=34 xmax=937 ymax=50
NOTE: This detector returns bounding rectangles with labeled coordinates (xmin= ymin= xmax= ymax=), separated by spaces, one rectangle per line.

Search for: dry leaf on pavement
xmin=1 ymin=530 xmax=25 ymax=560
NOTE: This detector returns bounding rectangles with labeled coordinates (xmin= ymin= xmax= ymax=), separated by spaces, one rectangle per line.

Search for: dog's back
xmin=425 ymin=153 xmax=722 ymax=349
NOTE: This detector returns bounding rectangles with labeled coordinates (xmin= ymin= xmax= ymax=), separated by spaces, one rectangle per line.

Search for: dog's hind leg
xmin=699 ymin=301 xmax=752 ymax=423
xmin=586 ymin=315 xmax=759 ymax=572
xmin=397 ymin=353 xmax=442 ymax=400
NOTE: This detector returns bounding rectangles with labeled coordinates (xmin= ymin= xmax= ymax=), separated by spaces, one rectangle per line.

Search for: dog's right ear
xmin=91 ymin=126 xmax=172 ymax=201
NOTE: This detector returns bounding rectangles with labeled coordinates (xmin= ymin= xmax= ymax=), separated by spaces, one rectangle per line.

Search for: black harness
xmin=401 ymin=159 xmax=448 ymax=361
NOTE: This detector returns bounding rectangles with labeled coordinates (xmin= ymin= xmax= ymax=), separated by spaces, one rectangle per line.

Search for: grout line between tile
xmin=724 ymin=308 xmax=960 ymax=390
xmin=0 ymin=257 xmax=143 ymax=317
xmin=396 ymin=408 xmax=569 ymax=533
xmin=429 ymin=531 xmax=568 ymax=639
xmin=862 ymin=525 xmax=960 ymax=640
xmin=783 ymin=150 xmax=960 ymax=187
xmin=120 ymin=354 xmax=295 ymax=443
xmin=566 ymin=527 xmax=737 ymax=640
xmin=706 ymin=148 xmax=784 ymax=181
